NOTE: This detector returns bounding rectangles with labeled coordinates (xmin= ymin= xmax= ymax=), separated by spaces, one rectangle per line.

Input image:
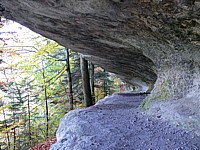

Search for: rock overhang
xmin=1 ymin=0 xmax=200 ymax=97
xmin=2 ymin=1 xmax=200 ymax=149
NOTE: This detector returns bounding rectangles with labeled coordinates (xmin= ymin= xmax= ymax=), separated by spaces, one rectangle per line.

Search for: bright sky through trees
xmin=0 ymin=21 xmax=40 ymax=121
xmin=0 ymin=20 xmax=39 ymax=45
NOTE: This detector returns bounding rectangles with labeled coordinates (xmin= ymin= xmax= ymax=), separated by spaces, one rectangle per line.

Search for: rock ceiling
xmin=1 ymin=0 xmax=200 ymax=97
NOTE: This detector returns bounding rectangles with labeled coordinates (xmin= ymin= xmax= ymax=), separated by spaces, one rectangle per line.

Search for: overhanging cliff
xmin=1 ymin=0 xmax=200 ymax=98
xmin=1 ymin=1 xmax=200 ymax=149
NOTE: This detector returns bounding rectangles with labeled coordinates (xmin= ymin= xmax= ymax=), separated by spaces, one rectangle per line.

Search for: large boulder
xmin=50 ymin=93 xmax=200 ymax=150
xmin=1 ymin=0 xmax=200 ymax=98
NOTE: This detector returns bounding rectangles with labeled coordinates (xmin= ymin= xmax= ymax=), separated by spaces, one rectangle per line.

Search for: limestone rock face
xmin=1 ymin=1 xmax=200 ymax=149
xmin=1 ymin=0 xmax=200 ymax=97
xmin=50 ymin=94 xmax=200 ymax=150
xmin=145 ymin=93 xmax=200 ymax=136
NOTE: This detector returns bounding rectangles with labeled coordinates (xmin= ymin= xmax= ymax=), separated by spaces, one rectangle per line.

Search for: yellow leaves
xmin=76 ymin=103 xmax=84 ymax=109
xmin=1 ymin=120 xmax=26 ymax=134
xmin=8 ymin=51 xmax=21 ymax=58
xmin=33 ymin=41 xmax=63 ymax=58
xmin=94 ymin=87 xmax=106 ymax=100
xmin=0 ymin=105 xmax=10 ymax=111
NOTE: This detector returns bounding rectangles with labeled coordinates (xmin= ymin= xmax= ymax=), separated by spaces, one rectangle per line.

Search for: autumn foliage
xmin=28 ymin=136 xmax=57 ymax=150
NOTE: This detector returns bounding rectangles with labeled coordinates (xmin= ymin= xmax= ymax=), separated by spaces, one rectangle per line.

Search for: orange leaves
xmin=7 ymin=51 xmax=21 ymax=57
xmin=29 ymin=136 xmax=57 ymax=150
xmin=3 ymin=47 xmax=21 ymax=57
xmin=0 ymin=81 xmax=7 ymax=85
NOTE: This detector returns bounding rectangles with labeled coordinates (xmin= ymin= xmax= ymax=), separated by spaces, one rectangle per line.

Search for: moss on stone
xmin=141 ymin=80 xmax=171 ymax=109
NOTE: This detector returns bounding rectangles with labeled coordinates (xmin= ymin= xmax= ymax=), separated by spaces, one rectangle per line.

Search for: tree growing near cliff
xmin=89 ymin=62 xmax=95 ymax=104
xmin=65 ymin=48 xmax=74 ymax=110
xmin=80 ymin=55 xmax=93 ymax=107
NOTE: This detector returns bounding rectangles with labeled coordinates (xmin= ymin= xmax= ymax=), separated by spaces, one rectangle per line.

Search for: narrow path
xmin=51 ymin=93 xmax=200 ymax=150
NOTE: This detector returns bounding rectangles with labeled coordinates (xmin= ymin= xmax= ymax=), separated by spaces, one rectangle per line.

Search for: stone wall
xmin=145 ymin=43 xmax=200 ymax=100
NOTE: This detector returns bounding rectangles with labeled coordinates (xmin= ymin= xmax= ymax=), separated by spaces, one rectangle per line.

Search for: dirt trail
xmin=51 ymin=93 xmax=200 ymax=150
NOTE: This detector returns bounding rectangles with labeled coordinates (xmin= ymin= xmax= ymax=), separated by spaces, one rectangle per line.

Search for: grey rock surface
xmin=1 ymin=1 xmax=200 ymax=98
xmin=1 ymin=2 xmax=200 ymax=148
xmin=145 ymin=93 xmax=200 ymax=136
xmin=50 ymin=94 xmax=200 ymax=150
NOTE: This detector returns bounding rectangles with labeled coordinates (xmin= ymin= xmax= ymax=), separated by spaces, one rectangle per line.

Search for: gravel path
xmin=51 ymin=93 xmax=200 ymax=150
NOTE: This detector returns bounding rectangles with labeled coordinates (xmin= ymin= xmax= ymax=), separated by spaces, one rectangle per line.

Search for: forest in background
xmin=0 ymin=20 xmax=131 ymax=150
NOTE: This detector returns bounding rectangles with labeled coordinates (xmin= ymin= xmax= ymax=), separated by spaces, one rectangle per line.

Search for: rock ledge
xmin=51 ymin=94 xmax=200 ymax=150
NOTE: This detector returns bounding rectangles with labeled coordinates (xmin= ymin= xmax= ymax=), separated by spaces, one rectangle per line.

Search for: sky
xmin=0 ymin=20 xmax=39 ymax=46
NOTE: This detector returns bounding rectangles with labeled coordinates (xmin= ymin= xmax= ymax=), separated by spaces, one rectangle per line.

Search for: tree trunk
xmin=2 ymin=109 xmax=10 ymax=150
xmin=27 ymin=91 xmax=31 ymax=143
xmin=42 ymin=60 xmax=49 ymax=139
xmin=66 ymin=48 xmax=74 ymax=111
xmin=103 ymin=69 xmax=107 ymax=97
xmin=2 ymin=70 xmax=10 ymax=150
xmin=80 ymin=55 xmax=93 ymax=107
xmin=89 ymin=62 xmax=95 ymax=104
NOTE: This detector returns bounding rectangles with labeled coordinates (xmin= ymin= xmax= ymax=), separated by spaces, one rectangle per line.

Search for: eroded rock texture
xmin=50 ymin=94 xmax=200 ymax=150
xmin=1 ymin=0 xmax=200 ymax=98
xmin=1 ymin=1 xmax=200 ymax=149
